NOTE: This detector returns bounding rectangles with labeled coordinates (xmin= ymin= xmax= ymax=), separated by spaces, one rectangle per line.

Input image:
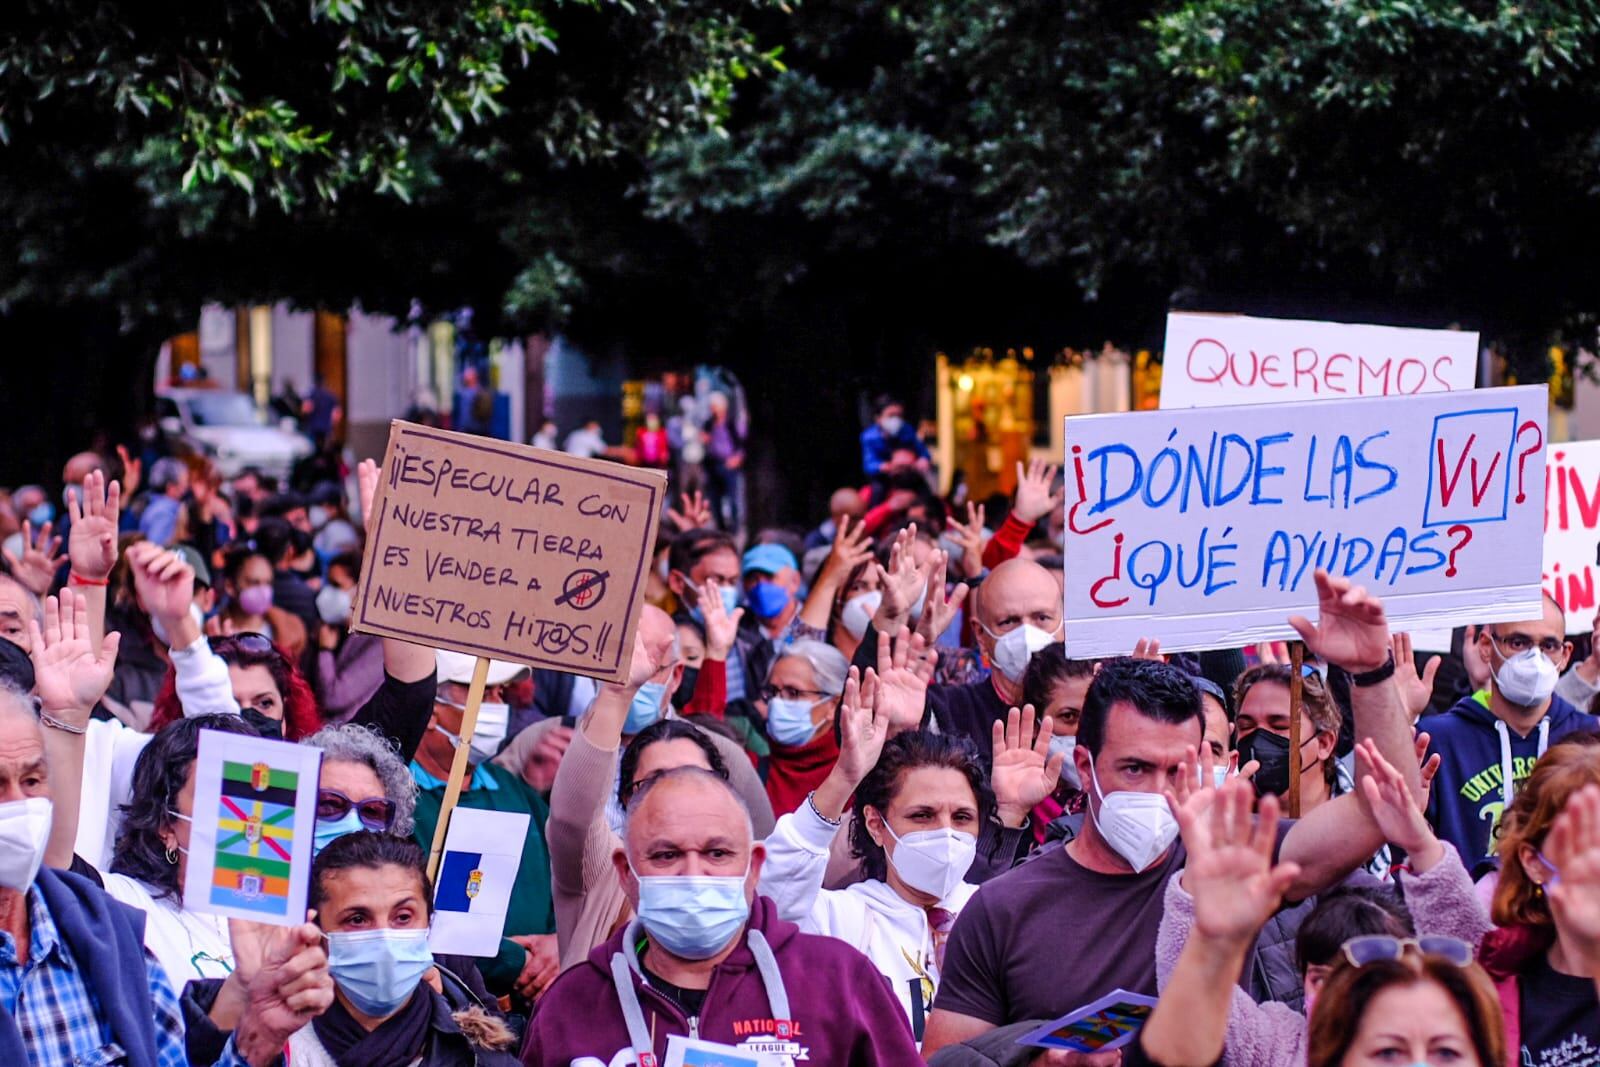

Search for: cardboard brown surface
xmin=353 ymin=421 xmax=666 ymax=683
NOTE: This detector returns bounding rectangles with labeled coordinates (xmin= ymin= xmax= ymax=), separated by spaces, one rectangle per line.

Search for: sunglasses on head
xmin=316 ymin=789 xmax=397 ymax=832
xmin=211 ymin=632 xmax=277 ymax=657
xmin=1341 ymin=934 xmax=1474 ymax=969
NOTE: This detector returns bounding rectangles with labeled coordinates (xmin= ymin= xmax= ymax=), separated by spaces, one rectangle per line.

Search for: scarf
xmin=312 ymin=986 xmax=435 ymax=1067
xmin=765 ymin=726 xmax=840 ymax=817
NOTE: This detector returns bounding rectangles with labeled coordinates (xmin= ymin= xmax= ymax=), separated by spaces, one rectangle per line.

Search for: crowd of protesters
xmin=0 ymin=391 xmax=1595 ymax=1067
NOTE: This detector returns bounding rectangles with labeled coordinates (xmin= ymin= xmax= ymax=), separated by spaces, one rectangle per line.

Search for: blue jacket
xmin=1420 ymin=691 xmax=1600 ymax=868
xmin=0 ymin=867 xmax=158 ymax=1067
xmin=860 ymin=422 xmax=930 ymax=476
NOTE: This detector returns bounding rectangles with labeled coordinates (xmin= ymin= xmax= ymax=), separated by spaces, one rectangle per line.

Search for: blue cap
xmin=741 ymin=543 xmax=799 ymax=577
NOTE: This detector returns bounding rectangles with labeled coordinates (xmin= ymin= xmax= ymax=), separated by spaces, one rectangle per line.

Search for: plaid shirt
xmin=0 ymin=886 xmax=201 ymax=1067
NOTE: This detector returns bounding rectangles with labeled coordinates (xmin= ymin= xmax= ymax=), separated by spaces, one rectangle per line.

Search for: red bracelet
xmin=68 ymin=572 xmax=109 ymax=587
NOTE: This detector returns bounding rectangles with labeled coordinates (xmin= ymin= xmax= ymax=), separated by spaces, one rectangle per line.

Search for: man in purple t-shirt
xmin=923 ymin=570 xmax=1421 ymax=1065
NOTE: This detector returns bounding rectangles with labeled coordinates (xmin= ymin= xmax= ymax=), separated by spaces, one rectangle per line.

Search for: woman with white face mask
xmin=757 ymin=667 xmax=1064 ymax=1046
xmin=312 ymin=551 xmax=385 ymax=723
xmin=759 ymin=640 xmax=851 ymax=816
xmin=182 ymin=832 xmax=519 ymax=1067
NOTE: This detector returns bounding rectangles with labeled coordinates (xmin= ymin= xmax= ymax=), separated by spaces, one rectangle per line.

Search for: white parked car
xmin=155 ymin=389 xmax=313 ymax=479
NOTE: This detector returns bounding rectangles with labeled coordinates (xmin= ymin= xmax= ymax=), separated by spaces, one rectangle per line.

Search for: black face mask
xmin=671 ymin=666 xmax=700 ymax=711
xmin=240 ymin=706 xmax=285 ymax=740
xmin=1236 ymin=729 xmax=1317 ymax=798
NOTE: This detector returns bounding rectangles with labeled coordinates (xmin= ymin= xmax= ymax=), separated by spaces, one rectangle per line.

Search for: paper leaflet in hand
xmin=1014 ymin=988 xmax=1159 ymax=1053
xmin=664 ymin=1034 xmax=780 ymax=1067
xmin=183 ymin=730 xmax=323 ymax=925
xmin=429 ymin=807 xmax=530 ymax=957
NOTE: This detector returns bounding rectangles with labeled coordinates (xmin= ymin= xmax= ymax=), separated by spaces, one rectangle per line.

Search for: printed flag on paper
xmin=429 ymin=809 xmax=529 ymax=957
xmin=184 ymin=731 xmax=322 ymax=926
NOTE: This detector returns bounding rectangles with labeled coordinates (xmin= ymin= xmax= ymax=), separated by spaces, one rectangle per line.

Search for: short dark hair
xmin=850 ymin=730 xmax=994 ymax=882
xmin=112 ymin=714 xmax=260 ymax=900
xmin=668 ymin=528 xmax=738 ymax=578
xmin=1022 ymin=644 xmax=1096 ymax=715
xmin=259 ymin=492 xmax=309 ymax=520
xmin=618 ymin=719 xmax=730 ymax=808
xmin=251 ymin=517 xmax=296 ymax=565
xmin=311 ymin=831 xmax=433 ymax=919
xmin=327 ymin=550 xmax=363 ymax=583
xmin=873 ymin=394 xmax=903 ymax=416
xmin=1077 ymin=657 xmax=1205 ymax=758
xmin=1295 ymin=885 xmax=1413 ymax=973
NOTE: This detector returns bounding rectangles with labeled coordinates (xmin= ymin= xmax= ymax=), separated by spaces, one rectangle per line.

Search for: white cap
xmin=434 ymin=649 xmax=530 ymax=687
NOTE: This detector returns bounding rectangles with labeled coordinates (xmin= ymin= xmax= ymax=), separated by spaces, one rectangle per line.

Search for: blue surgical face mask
xmin=631 ymin=864 xmax=751 ymax=960
xmin=766 ymin=696 xmax=822 ymax=747
xmin=26 ymin=502 xmax=52 ymax=528
xmin=314 ymin=810 xmax=364 ymax=857
xmin=325 ymin=928 xmax=434 ymax=1017
xmin=625 ymin=681 xmax=668 ymax=734
xmin=747 ymin=580 xmax=791 ymax=621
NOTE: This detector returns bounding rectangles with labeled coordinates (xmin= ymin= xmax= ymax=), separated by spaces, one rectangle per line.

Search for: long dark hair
xmin=618 ymin=719 xmax=730 ymax=807
xmin=311 ymin=831 xmax=433 ymax=920
xmin=112 ymin=714 xmax=260 ymax=899
xmin=850 ymin=730 xmax=995 ymax=881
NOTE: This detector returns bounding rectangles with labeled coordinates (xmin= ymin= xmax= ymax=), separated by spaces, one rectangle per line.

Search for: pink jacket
xmin=1154 ymin=846 xmax=1493 ymax=1067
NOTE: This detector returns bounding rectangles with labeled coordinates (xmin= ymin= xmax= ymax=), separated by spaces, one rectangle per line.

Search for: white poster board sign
xmin=429 ymin=808 xmax=531 ymax=957
xmin=1161 ymin=312 xmax=1478 ymax=408
xmin=1545 ymin=440 xmax=1600 ymax=635
xmin=1064 ymin=386 xmax=1548 ymax=657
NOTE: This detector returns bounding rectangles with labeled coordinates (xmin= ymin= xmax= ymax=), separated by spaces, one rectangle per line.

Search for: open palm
xmin=874 ymin=627 xmax=929 ymax=734
xmin=991 ymin=705 xmax=1064 ymax=816
xmin=1288 ymin=569 xmax=1389 ymax=672
xmin=67 ymin=470 xmax=120 ymax=581
xmin=1547 ymin=785 xmax=1600 ymax=975
xmin=29 ymin=590 xmax=120 ymax=716
xmin=1177 ymin=782 xmax=1300 ymax=942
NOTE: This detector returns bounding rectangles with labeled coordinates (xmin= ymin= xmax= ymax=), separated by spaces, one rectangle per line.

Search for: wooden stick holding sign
xmin=1287 ymin=642 xmax=1304 ymax=819
xmin=426 ymin=656 xmax=490 ymax=881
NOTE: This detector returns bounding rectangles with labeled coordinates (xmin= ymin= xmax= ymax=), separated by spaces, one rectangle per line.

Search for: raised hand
xmin=874 ymin=627 xmax=930 ymax=735
xmin=914 ymin=549 xmax=969 ymax=644
xmin=815 ymin=514 xmax=875 ymax=590
xmin=1012 ymin=459 xmax=1064 ymax=525
xmin=1131 ymin=637 xmax=1163 ymax=662
xmin=126 ymin=540 xmax=196 ymax=626
xmin=835 ymin=666 xmax=890 ymax=787
xmin=1354 ymin=739 xmax=1442 ymax=870
xmin=622 ymin=622 xmax=675 ymax=692
xmin=1288 ymin=569 xmax=1390 ymax=673
xmin=666 ymin=490 xmax=713 ymax=533
xmin=699 ymin=575 xmax=744 ymax=660
xmin=66 ymin=470 xmax=121 ymax=582
xmin=1392 ymin=632 xmax=1440 ymax=721
xmin=3 ymin=519 xmax=64 ymax=597
xmin=1545 ymin=784 xmax=1600 ymax=984
xmin=872 ymin=525 xmax=927 ymax=630
xmin=943 ymin=502 xmax=987 ymax=580
xmin=28 ymin=588 xmax=120 ymax=722
xmin=116 ymin=444 xmax=143 ymax=498
xmin=1174 ymin=779 xmax=1301 ymax=944
xmin=991 ymin=705 xmax=1065 ymax=827
xmin=357 ymin=458 xmax=380 ymax=532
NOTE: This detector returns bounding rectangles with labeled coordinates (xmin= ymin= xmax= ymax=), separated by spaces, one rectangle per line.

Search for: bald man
xmin=523 ymin=767 xmax=923 ymax=1065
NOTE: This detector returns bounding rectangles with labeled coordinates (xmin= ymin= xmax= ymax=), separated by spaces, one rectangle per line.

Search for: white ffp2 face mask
xmin=840 ymin=592 xmax=883 ymax=639
xmin=1086 ymin=763 xmax=1179 ymax=872
xmin=0 ymin=798 xmax=52 ymax=890
xmin=883 ymin=823 xmax=977 ymax=901
xmin=1491 ymin=640 xmax=1560 ymax=708
xmin=982 ymin=621 xmax=1060 ymax=683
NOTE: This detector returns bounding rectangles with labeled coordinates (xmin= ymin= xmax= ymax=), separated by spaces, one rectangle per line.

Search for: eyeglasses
xmin=1491 ymin=632 xmax=1566 ymax=657
xmin=1340 ymin=934 xmax=1474 ymax=969
xmin=316 ymin=789 xmax=397 ymax=832
xmin=759 ymin=684 xmax=828 ymax=703
xmin=210 ymin=632 xmax=277 ymax=658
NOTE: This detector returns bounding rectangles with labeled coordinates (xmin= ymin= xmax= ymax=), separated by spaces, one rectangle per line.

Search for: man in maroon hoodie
xmin=520 ymin=766 xmax=922 ymax=1067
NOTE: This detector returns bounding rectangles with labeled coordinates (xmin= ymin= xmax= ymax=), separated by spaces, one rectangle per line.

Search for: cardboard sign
xmin=1014 ymin=990 xmax=1158 ymax=1053
xmin=1545 ymin=440 xmax=1600 ymax=634
xmin=1064 ymin=386 xmax=1548 ymax=657
xmin=184 ymin=730 xmax=322 ymax=925
xmin=1161 ymin=312 xmax=1478 ymax=408
xmin=429 ymin=808 xmax=530 ymax=957
xmin=353 ymin=421 xmax=666 ymax=683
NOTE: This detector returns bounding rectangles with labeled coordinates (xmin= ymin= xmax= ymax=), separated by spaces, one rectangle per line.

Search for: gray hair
xmin=623 ymin=765 xmax=752 ymax=852
xmin=148 ymin=457 xmax=188 ymax=492
xmin=302 ymin=724 xmax=418 ymax=836
xmin=0 ymin=576 xmax=43 ymax=628
xmin=770 ymin=639 xmax=848 ymax=697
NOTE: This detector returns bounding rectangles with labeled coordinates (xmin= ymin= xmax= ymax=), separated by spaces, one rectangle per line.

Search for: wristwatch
xmin=1348 ymin=652 xmax=1397 ymax=688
